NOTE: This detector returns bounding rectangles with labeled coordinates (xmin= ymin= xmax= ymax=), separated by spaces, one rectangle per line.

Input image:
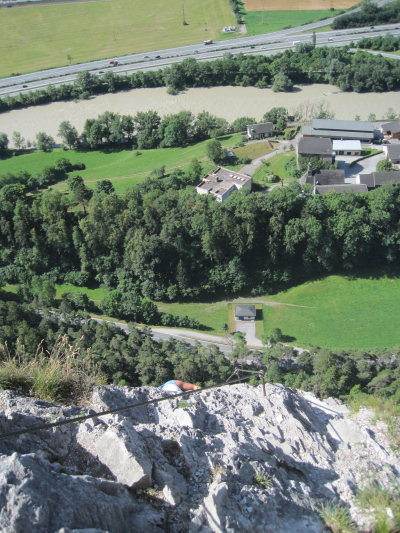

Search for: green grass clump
xmin=0 ymin=336 xmax=105 ymax=404
xmin=348 ymin=391 xmax=400 ymax=451
xmin=356 ymin=482 xmax=400 ymax=533
xmin=319 ymin=502 xmax=357 ymax=533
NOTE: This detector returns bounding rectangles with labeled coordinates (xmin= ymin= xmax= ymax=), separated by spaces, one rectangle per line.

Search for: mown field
xmin=244 ymin=10 xmax=340 ymax=34
xmin=0 ymin=0 xmax=235 ymax=77
xmin=243 ymin=0 xmax=356 ymax=10
xmin=1 ymin=133 xmax=244 ymax=194
xmin=262 ymin=274 xmax=400 ymax=351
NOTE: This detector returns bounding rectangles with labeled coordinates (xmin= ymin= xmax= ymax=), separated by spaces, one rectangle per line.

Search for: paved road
xmin=1 ymin=20 xmax=400 ymax=98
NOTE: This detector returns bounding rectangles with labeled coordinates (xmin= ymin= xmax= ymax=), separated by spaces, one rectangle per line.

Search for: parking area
xmin=235 ymin=320 xmax=263 ymax=348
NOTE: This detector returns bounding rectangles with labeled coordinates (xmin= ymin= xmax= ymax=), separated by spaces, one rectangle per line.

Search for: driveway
xmin=337 ymin=152 xmax=386 ymax=180
xmin=234 ymin=320 xmax=263 ymax=348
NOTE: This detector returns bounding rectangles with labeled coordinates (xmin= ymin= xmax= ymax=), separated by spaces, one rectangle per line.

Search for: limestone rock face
xmin=0 ymin=384 xmax=398 ymax=533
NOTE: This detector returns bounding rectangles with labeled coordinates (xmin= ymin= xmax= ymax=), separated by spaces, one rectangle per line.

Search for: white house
xmin=196 ymin=167 xmax=252 ymax=203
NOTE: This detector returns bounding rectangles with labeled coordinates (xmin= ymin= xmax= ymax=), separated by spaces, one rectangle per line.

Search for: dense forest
xmin=1 ymin=45 xmax=400 ymax=115
xmin=2 ymin=164 xmax=400 ymax=303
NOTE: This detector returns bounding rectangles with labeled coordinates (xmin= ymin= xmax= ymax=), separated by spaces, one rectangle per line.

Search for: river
xmin=0 ymin=84 xmax=398 ymax=145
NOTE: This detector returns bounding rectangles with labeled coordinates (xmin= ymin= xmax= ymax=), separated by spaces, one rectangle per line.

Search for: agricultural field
xmin=243 ymin=0 xmax=356 ymax=10
xmin=0 ymin=133 xmax=242 ymax=194
xmin=0 ymin=0 xmax=235 ymax=77
xmin=244 ymin=10 xmax=339 ymax=34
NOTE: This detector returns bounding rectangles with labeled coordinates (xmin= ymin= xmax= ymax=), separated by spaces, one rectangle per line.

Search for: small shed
xmin=332 ymin=139 xmax=361 ymax=156
xmin=235 ymin=305 xmax=256 ymax=321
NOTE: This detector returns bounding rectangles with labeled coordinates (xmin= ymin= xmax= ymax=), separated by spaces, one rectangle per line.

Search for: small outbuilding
xmin=385 ymin=144 xmax=400 ymax=164
xmin=380 ymin=120 xmax=400 ymax=138
xmin=332 ymin=139 xmax=361 ymax=156
xmin=235 ymin=305 xmax=256 ymax=321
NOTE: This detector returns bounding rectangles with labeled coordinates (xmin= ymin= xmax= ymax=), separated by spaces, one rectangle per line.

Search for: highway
xmin=1 ymin=20 xmax=400 ymax=99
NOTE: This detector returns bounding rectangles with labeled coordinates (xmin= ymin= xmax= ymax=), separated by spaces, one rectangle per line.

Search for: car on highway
xmin=98 ymin=71 xmax=104 ymax=74
xmin=155 ymin=55 xmax=161 ymax=58
xmin=143 ymin=55 xmax=150 ymax=58
xmin=22 ymin=84 xmax=28 ymax=88
xmin=109 ymin=59 xmax=119 ymax=66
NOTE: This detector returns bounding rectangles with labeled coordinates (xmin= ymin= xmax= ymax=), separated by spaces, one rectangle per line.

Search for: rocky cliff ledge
xmin=0 ymin=383 xmax=398 ymax=532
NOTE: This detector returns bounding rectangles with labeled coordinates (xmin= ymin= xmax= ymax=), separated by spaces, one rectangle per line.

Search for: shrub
xmin=0 ymin=336 xmax=105 ymax=404
xmin=319 ymin=502 xmax=357 ymax=533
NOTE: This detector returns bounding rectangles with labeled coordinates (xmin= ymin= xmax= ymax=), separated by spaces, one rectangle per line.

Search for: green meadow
xmin=0 ymin=0 xmax=235 ymax=78
xmin=244 ymin=10 xmax=336 ymax=35
xmin=5 ymin=273 xmax=400 ymax=350
xmin=1 ymin=134 xmax=242 ymax=194
xmin=262 ymin=274 xmax=400 ymax=351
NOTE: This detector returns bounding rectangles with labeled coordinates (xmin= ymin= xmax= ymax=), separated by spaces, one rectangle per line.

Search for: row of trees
xmin=356 ymin=33 xmax=400 ymax=52
xmin=332 ymin=0 xmax=400 ymax=29
xmin=1 ymin=45 xmax=399 ymax=115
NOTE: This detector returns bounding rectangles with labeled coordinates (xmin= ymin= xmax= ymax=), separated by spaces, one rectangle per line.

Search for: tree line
xmin=356 ymin=33 xmax=400 ymax=52
xmin=1 ymin=45 xmax=399 ymax=115
xmin=332 ymin=0 xmax=400 ymax=29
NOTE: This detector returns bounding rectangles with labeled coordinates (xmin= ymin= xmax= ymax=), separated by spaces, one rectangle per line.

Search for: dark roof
xmin=359 ymin=173 xmax=374 ymax=187
xmin=315 ymin=184 xmax=368 ymax=195
xmin=247 ymin=122 xmax=274 ymax=134
xmin=359 ymin=171 xmax=400 ymax=188
xmin=312 ymin=119 xmax=374 ymax=133
xmin=373 ymin=171 xmax=400 ymax=186
xmin=381 ymin=120 xmax=400 ymax=134
xmin=306 ymin=168 xmax=345 ymax=185
xmin=235 ymin=305 xmax=256 ymax=318
xmin=387 ymin=145 xmax=400 ymax=160
xmin=298 ymin=136 xmax=333 ymax=156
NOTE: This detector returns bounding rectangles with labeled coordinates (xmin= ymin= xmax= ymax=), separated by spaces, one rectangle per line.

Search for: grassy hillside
xmin=1 ymin=133 xmax=243 ymax=194
xmin=262 ymin=274 xmax=400 ymax=351
xmin=0 ymin=0 xmax=235 ymax=78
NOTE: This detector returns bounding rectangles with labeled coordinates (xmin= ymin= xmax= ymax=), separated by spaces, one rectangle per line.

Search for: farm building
xmin=246 ymin=122 xmax=274 ymax=140
xmin=384 ymin=144 xmax=400 ymax=164
xmin=297 ymin=137 xmax=333 ymax=162
xmin=196 ymin=167 xmax=251 ymax=203
xmin=302 ymin=119 xmax=375 ymax=141
xmin=358 ymin=171 xmax=400 ymax=189
xmin=332 ymin=140 xmax=361 ymax=156
xmin=235 ymin=305 xmax=256 ymax=321
xmin=380 ymin=120 xmax=400 ymax=139
xmin=306 ymin=168 xmax=345 ymax=187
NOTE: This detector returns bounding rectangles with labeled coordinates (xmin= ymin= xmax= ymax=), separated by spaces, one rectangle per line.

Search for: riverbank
xmin=0 ymin=84 xmax=398 ymax=146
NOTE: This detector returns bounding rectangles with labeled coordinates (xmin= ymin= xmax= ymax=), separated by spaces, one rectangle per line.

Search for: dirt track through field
xmin=243 ymin=0 xmax=357 ymax=10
